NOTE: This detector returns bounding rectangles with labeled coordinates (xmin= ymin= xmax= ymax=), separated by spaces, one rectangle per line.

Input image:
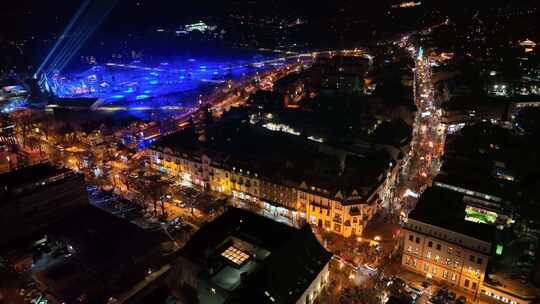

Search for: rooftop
xmin=435 ymin=157 xmax=509 ymax=202
xmin=484 ymin=269 xmax=540 ymax=301
xmin=181 ymin=207 xmax=298 ymax=263
xmin=34 ymin=205 xmax=168 ymax=303
xmin=49 ymin=97 xmax=101 ymax=109
xmin=153 ymin=120 xmax=391 ymax=202
xmin=0 ymin=163 xmax=72 ymax=191
xmin=409 ymin=186 xmax=496 ymax=243
xmin=179 ymin=207 xmax=332 ymax=304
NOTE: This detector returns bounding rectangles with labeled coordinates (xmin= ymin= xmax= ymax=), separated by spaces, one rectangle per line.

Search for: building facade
xmin=402 ymin=217 xmax=539 ymax=304
xmin=299 ymin=184 xmax=377 ymax=237
xmin=402 ymin=218 xmax=490 ymax=296
xmin=147 ymin=146 xmax=380 ymax=237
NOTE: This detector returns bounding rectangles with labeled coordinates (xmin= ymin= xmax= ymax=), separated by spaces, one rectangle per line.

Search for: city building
xmin=402 ymin=186 xmax=494 ymax=295
xmin=0 ymin=117 xmax=17 ymax=172
xmin=3 ymin=204 xmax=171 ymax=304
xmin=168 ymin=207 xmax=332 ymax=304
xmin=509 ymin=96 xmax=540 ymax=120
xmin=0 ymin=118 xmax=16 ymax=145
xmin=311 ymin=55 xmax=370 ymax=95
xmin=402 ymin=186 xmax=540 ymax=304
xmin=272 ymin=72 xmax=307 ymax=108
xmin=433 ymin=158 xmax=515 ymax=227
xmin=184 ymin=21 xmax=214 ymax=33
xmin=148 ymin=120 xmax=390 ymax=237
xmin=0 ymin=163 xmax=89 ymax=248
xmin=441 ymin=95 xmax=510 ymax=133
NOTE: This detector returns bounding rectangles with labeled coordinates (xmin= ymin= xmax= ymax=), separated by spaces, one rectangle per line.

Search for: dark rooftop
xmin=387 ymin=296 xmax=411 ymax=304
xmin=36 ymin=205 xmax=168 ymax=303
xmin=443 ymin=95 xmax=510 ymax=111
xmin=225 ymin=225 xmax=332 ymax=304
xmin=153 ymin=120 xmax=390 ymax=201
xmin=181 ymin=207 xmax=298 ymax=263
xmin=0 ymin=163 xmax=71 ymax=190
xmin=181 ymin=208 xmax=332 ymax=304
xmin=435 ymin=157 xmax=507 ymax=200
xmin=50 ymin=97 xmax=100 ymax=109
xmin=409 ymin=186 xmax=496 ymax=243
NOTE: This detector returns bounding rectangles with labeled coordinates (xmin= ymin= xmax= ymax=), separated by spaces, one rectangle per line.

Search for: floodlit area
xmin=43 ymin=53 xmax=283 ymax=110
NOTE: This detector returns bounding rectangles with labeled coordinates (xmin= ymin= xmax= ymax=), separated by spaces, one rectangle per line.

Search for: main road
xmin=379 ymin=46 xmax=446 ymax=216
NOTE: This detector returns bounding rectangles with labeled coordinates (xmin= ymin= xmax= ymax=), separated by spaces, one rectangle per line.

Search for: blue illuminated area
xmin=136 ymin=94 xmax=150 ymax=100
xmin=47 ymin=53 xmax=281 ymax=110
xmin=0 ymin=97 xmax=28 ymax=113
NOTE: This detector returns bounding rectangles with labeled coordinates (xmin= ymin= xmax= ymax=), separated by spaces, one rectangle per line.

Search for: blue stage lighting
xmin=136 ymin=95 xmax=151 ymax=100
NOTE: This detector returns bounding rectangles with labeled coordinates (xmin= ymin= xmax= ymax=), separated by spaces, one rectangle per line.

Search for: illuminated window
xmin=221 ymin=246 xmax=250 ymax=266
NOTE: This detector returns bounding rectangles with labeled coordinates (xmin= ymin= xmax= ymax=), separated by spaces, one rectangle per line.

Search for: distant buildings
xmin=0 ymin=118 xmax=16 ymax=146
xmin=391 ymin=1 xmax=422 ymax=9
xmin=273 ymin=72 xmax=307 ymax=108
xmin=169 ymin=207 xmax=332 ymax=304
xmin=0 ymin=163 xmax=88 ymax=248
xmin=441 ymin=95 xmax=510 ymax=133
xmin=0 ymin=117 xmax=17 ymax=172
xmin=311 ymin=55 xmax=370 ymax=95
xmin=184 ymin=21 xmax=215 ymax=33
